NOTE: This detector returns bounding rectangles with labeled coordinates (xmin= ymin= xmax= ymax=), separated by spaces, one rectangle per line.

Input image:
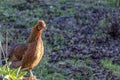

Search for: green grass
xmin=101 ymin=59 xmax=120 ymax=77
xmin=97 ymin=0 xmax=120 ymax=7
xmin=33 ymin=55 xmax=65 ymax=80
xmin=105 ymin=0 xmax=120 ymax=7
xmin=32 ymin=54 xmax=94 ymax=80
xmin=0 ymin=62 xmax=27 ymax=80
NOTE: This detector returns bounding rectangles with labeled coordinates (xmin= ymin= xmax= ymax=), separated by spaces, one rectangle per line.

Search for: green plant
xmin=101 ymin=59 xmax=120 ymax=77
xmin=92 ymin=17 xmax=111 ymax=42
xmin=60 ymin=0 xmax=67 ymax=4
xmin=108 ymin=0 xmax=120 ymax=6
xmin=0 ymin=62 xmax=26 ymax=80
xmin=102 ymin=0 xmax=120 ymax=7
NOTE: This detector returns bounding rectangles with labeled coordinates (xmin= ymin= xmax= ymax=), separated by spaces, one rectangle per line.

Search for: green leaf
xmin=3 ymin=11 xmax=9 ymax=17
xmin=17 ymin=72 xmax=27 ymax=78
xmin=0 ymin=66 xmax=7 ymax=75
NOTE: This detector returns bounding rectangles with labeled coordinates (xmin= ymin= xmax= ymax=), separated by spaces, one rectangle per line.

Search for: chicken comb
xmin=38 ymin=20 xmax=46 ymax=28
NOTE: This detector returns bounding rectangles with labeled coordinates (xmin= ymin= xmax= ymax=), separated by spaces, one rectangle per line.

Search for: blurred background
xmin=0 ymin=0 xmax=120 ymax=80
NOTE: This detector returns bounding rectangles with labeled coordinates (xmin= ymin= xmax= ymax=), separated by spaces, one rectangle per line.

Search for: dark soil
xmin=0 ymin=0 xmax=120 ymax=80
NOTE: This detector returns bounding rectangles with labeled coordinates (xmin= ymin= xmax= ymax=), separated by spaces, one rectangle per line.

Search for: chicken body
xmin=9 ymin=20 xmax=46 ymax=77
xmin=21 ymin=37 xmax=44 ymax=70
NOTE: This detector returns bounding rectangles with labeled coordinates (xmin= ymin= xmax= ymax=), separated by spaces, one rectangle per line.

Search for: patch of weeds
xmin=0 ymin=28 xmax=26 ymax=45
xmin=13 ymin=16 xmax=39 ymax=29
xmin=0 ymin=29 xmax=15 ymax=44
xmin=58 ymin=8 xmax=76 ymax=16
xmin=0 ymin=0 xmax=19 ymax=20
xmin=69 ymin=63 xmax=93 ymax=80
xmin=0 ymin=62 xmax=26 ymax=80
xmin=33 ymin=8 xmax=43 ymax=16
xmin=98 ymin=16 xmax=111 ymax=31
xmin=43 ymin=72 xmax=65 ymax=80
xmin=56 ymin=9 xmax=64 ymax=16
xmin=92 ymin=30 xmax=108 ymax=39
xmin=43 ymin=34 xmax=53 ymax=54
xmin=101 ymin=59 xmax=120 ymax=77
xmin=48 ymin=33 xmax=65 ymax=51
xmin=95 ymin=0 xmax=120 ymax=7
xmin=92 ymin=17 xmax=111 ymax=43
xmin=0 ymin=8 xmax=17 ymax=21
xmin=106 ymin=0 xmax=120 ymax=7
xmin=16 ymin=33 xmax=25 ymax=43
xmin=49 ymin=5 xmax=64 ymax=16
xmin=56 ymin=58 xmax=93 ymax=80
xmin=48 ymin=4 xmax=76 ymax=16
xmin=14 ymin=23 xmax=28 ymax=28
xmin=66 ymin=8 xmax=76 ymax=15
xmin=82 ymin=56 xmax=93 ymax=66
xmin=70 ymin=53 xmax=83 ymax=60
xmin=34 ymin=55 xmax=65 ymax=80
xmin=98 ymin=14 xmax=120 ymax=38
xmin=3 ymin=0 xmax=26 ymax=6
xmin=60 ymin=0 xmax=67 ymax=4
xmin=92 ymin=30 xmax=108 ymax=44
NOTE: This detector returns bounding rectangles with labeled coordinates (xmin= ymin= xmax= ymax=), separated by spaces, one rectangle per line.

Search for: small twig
xmin=5 ymin=31 xmax=9 ymax=65
xmin=17 ymin=66 xmax=21 ymax=77
xmin=0 ymin=41 xmax=5 ymax=59
xmin=5 ymin=31 xmax=8 ymax=58
xmin=5 ymin=31 xmax=9 ymax=70
xmin=0 ymin=42 xmax=2 ymax=65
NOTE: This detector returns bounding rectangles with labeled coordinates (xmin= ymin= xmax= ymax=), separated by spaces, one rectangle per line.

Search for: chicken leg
xmin=30 ymin=69 xmax=33 ymax=77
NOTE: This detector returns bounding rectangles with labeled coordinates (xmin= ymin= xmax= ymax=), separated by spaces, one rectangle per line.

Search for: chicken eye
xmin=37 ymin=26 xmax=42 ymax=30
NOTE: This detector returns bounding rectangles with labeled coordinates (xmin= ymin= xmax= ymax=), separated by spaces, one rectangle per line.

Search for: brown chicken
xmin=8 ymin=20 xmax=46 ymax=78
